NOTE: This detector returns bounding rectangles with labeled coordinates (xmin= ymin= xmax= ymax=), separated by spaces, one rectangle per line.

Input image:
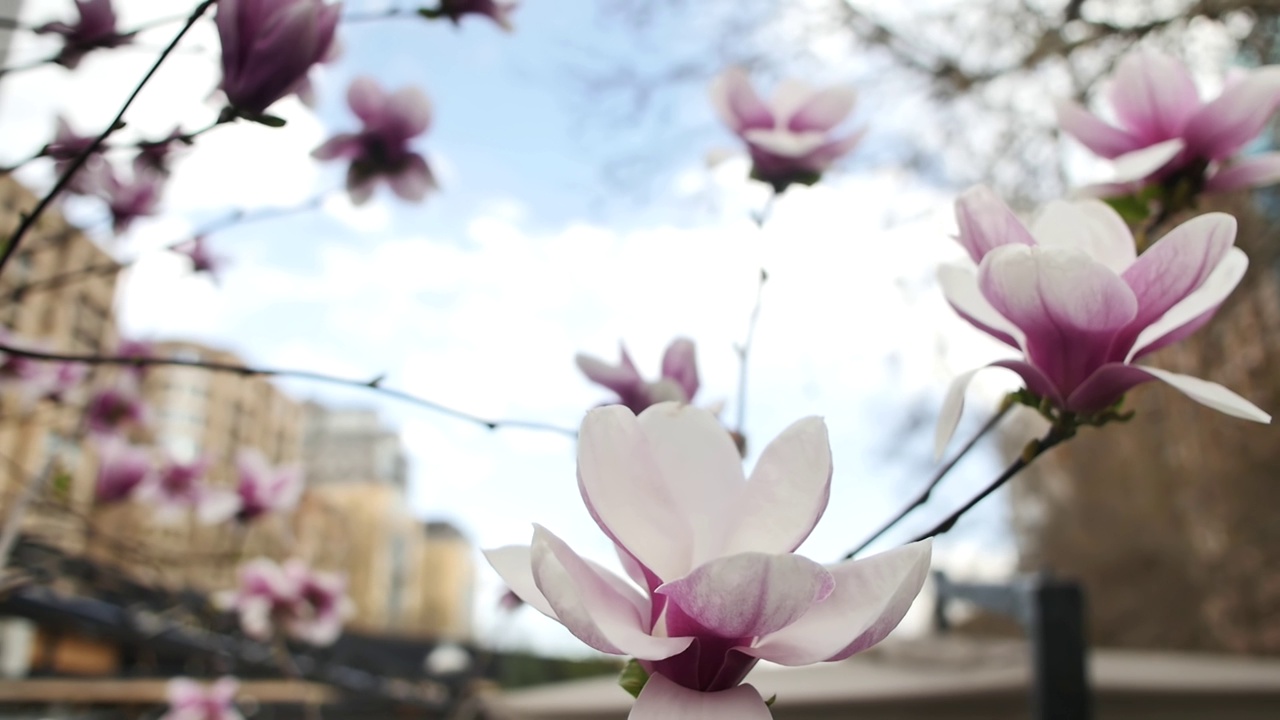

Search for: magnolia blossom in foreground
xmin=710 ymin=67 xmax=863 ymax=193
xmin=1056 ymin=50 xmax=1280 ymax=195
xmin=172 ymin=236 xmax=226 ymax=280
xmin=313 ymin=77 xmax=437 ymax=205
xmin=936 ymin=186 xmax=1271 ymax=454
xmin=576 ymin=338 xmax=700 ymax=415
xmin=428 ymin=0 xmax=518 ymax=30
xmin=220 ymin=558 xmax=353 ymax=646
xmin=35 ymin=0 xmax=133 ymax=69
xmin=94 ymin=438 xmax=153 ymax=504
xmin=487 ymin=403 xmax=931 ymax=718
xmin=160 ymin=677 xmax=243 ymax=720
xmin=233 ymin=449 xmax=304 ymax=522
xmin=215 ymin=0 xmax=341 ymax=117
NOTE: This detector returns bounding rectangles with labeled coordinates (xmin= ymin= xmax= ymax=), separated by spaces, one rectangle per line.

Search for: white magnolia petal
xmin=938 ymin=262 xmax=1025 ymax=349
xmin=1106 ymin=138 xmax=1185 ymax=184
xmin=1141 ymin=367 xmax=1270 ymax=423
xmin=1030 ymin=200 xmax=1136 ymax=274
xmin=1128 ymin=247 xmax=1248 ymax=360
xmin=725 ymin=416 xmax=831 ymax=555
xmin=742 ymin=128 xmax=827 ymax=158
xmin=934 ymin=367 xmax=983 ymax=460
xmin=628 ymin=674 xmax=772 ymax=720
xmin=483 ymin=545 xmax=557 ymax=620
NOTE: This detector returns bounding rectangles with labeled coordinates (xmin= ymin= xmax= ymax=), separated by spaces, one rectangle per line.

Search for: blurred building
xmin=419 ymin=521 xmax=475 ymax=641
xmin=0 ymin=175 xmax=123 ymax=555
xmin=301 ymin=402 xmax=408 ymax=490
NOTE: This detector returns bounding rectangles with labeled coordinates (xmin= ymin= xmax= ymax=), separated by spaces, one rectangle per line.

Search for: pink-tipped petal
xmin=787 ymin=86 xmax=856 ymax=133
xmin=1128 ymin=247 xmax=1247 ymax=360
xmin=708 ymin=68 xmax=773 ymax=133
xmin=954 ymin=185 xmax=1036 ymax=265
xmin=1054 ymin=99 xmax=1142 ymax=159
xmin=483 ymin=545 xmax=557 ymax=620
xmin=657 ymin=552 xmax=833 ymax=639
xmin=530 ymin=525 xmax=692 ymax=660
xmin=576 ymin=353 xmax=643 ymax=396
xmin=577 ymin=405 xmax=694 ymax=581
xmin=1029 ymin=200 xmax=1136 ymax=274
xmin=659 ymin=338 xmax=699 ymax=401
xmin=725 ymin=417 xmax=831 ymax=555
xmin=938 ymin=263 xmax=1023 ymax=349
xmin=1183 ymin=66 xmax=1280 ymax=159
xmin=1121 ymin=213 xmax=1236 ymax=332
xmin=628 ymin=673 xmax=772 ymax=720
xmin=1138 ymin=366 xmax=1270 ymax=423
xmin=346 ymin=76 xmax=387 ymax=125
xmin=745 ymin=540 xmax=932 ymax=666
xmin=1205 ymin=152 xmax=1280 ymax=192
xmin=1107 ymin=50 xmax=1201 ymax=142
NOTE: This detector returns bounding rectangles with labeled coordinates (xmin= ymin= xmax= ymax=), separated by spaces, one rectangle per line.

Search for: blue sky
xmin=0 ymin=0 xmax=1040 ymax=655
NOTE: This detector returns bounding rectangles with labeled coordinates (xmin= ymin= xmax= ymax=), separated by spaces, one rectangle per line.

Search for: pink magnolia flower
xmin=133 ymin=455 xmax=239 ymax=525
xmin=160 ymin=677 xmax=243 ymax=720
xmin=215 ymin=0 xmax=342 ymax=117
xmin=45 ymin=116 xmax=105 ymax=195
xmin=84 ymin=383 xmax=149 ymax=436
xmin=1056 ymin=50 xmax=1280 ymax=195
xmin=429 ymin=0 xmax=517 ymax=30
xmin=709 ymin=67 xmax=863 ymax=193
xmin=313 ymin=77 xmax=437 ymax=206
xmin=576 ymin=338 xmax=700 ymax=414
xmin=94 ymin=438 xmax=153 ymax=504
xmin=220 ymin=558 xmax=353 ymax=646
xmin=97 ymin=166 xmax=165 ymax=234
xmin=0 ymin=331 xmax=82 ymax=405
xmin=43 ymin=362 xmax=88 ymax=404
xmin=233 ymin=449 xmax=304 ymax=522
xmin=487 ymin=403 xmax=932 ymax=718
xmin=171 ymin=236 xmax=227 ymax=280
xmin=134 ymin=127 xmax=189 ymax=175
xmin=115 ymin=339 xmax=153 ymax=380
xmin=35 ymin=0 xmax=134 ymax=69
xmin=936 ymin=186 xmax=1270 ymax=454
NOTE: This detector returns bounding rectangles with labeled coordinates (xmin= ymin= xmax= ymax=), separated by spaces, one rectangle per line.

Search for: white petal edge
xmin=725 ymin=416 xmax=831 ymax=556
xmin=1030 ymin=199 xmax=1136 ymax=274
xmin=1141 ymin=366 xmax=1270 ymax=423
xmin=628 ymin=673 xmax=772 ymax=720
xmin=1127 ymin=247 xmax=1248 ymax=360
xmin=937 ymin=262 xmax=1026 ymax=349
xmin=1106 ymin=138 xmax=1185 ymax=184
xmin=934 ymin=367 xmax=983 ymax=460
xmin=483 ymin=545 xmax=557 ymax=620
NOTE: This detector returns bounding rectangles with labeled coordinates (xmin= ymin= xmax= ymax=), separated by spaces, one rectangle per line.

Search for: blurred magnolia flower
xmin=313 ymin=77 xmax=437 ymax=206
xmin=134 ymin=127 xmax=189 ymax=175
xmin=133 ymin=455 xmax=237 ymax=525
xmin=43 ymin=362 xmax=88 ymax=404
xmin=160 ymin=678 xmax=243 ymax=720
xmin=1056 ymin=50 xmax=1280 ymax=196
xmin=576 ymin=338 xmax=700 ymax=415
xmin=215 ymin=0 xmax=341 ymax=118
xmin=115 ymin=339 xmax=153 ymax=380
xmin=35 ymin=0 xmax=134 ymax=69
xmin=0 ymin=331 xmax=70 ymax=406
xmin=97 ymin=166 xmax=165 ymax=235
xmin=487 ymin=403 xmax=931 ymax=718
xmin=220 ymin=558 xmax=353 ymax=646
xmin=45 ymin=116 xmax=104 ymax=195
xmin=936 ymin=186 xmax=1271 ymax=454
xmin=497 ymin=588 xmax=524 ymax=613
xmin=172 ymin=236 xmax=227 ymax=280
xmin=233 ymin=449 xmax=304 ymax=522
xmin=94 ymin=438 xmax=153 ymax=504
xmin=84 ymin=382 xmax=148 ymax=436
xmin=709 ymin=67 xmax=863 ymax=194
xmin=426 ymin=0 xmax=518 ymax=31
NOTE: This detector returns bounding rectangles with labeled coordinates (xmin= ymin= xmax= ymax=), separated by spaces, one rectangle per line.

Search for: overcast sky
xmin=0 ymin=0 xmax=1048 ymax=656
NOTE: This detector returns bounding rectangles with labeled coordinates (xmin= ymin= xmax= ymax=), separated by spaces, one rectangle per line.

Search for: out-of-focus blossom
xmin=215 ymin=0 xmax=342 ymax=118
xmin=313 ymin=77 xmax=437 ymax=206
xmin=34 ymin=0 xmax=134 ymax=69
xmin=43 ymin=362 xmax=88 ymax=404
xmin=160 ymin=678 xmax=244 ymax=720
xmin=116 ymin=339 xmax=153 ymax=380
xmin=171 ymin=236 xmax=227 ymax=280
xmin=497 ymin=588 xmax=524 ymax=613
xmin=576 ymin=338 xmax=700 ymax=415
xmin=425 ymin=0 xmax=517 ymax=31
xmin=133 ymin=455 xmax=238 ymax=524
xmin=233 ymin=449 xmax=303 ymax=522
xmin=1056 ymin=50 xmax=1280 ymax=196
xmin=97 ymin=166 xmax=165 ymax=234
xmin=487 ymin=403 xmax=931 ymax=717
xmin=709 ymin=67 xmax=863 ymax=193
xmin=45 ymin=116 xmax=104 ymax=195
xmin=936 ymin=186 xmax=1271 ymax=454
xmin=134 ymin=128 xmax=189 ymax=175
xmin=94 ymin=438 xmax=153 ymax=504
xmin=219 ymin=558 xmax=353 ymax=646
xmin=0 ymin=331 xmax=81 ymax=407
xmin=84 ymin=383 xmax=148 ymax=436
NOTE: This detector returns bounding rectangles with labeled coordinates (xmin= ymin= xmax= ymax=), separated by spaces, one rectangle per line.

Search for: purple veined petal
xmin=346 ymin=75 xmax=387 ymax=125
xmin=1128 ymin=246 xmax=1247 ymax=361
xmin=1029 ymin=200 xmax=1136 ymax=274
xmin=311 ymin=133 xmax=362 ymax=161
xmin=530 ymin=525 xmax=692 ymax=660
xmin=1205 ymin=152 xmax=1280 ymax=192
xmin=1183 ymin=66 xmax=1280 ymax=159
xmin=724 ymin=417 xmax=831 ymax=556
xmin=1054 ymin=99 xmax=1143 ymax=159
xmin=483 ymin=543 xmax=555 ymax=617
xmin=628 ymin=673 xmax=772 ymax=720
xmin=741 ymin=128 xmax=827 ymax=159
xmin=1106 ymin=50 xmax=1201 ymax=142
xmin=934 ymin=360 xmax=1062 ymax=459
xmin=953 ymin=185 xmax=1037 ymax=265
xmin=744 ymin=540 xmax=931 ymax=666
xmin=708 ymin=67 xmax=773 ymax=133
xmin=659 ymin=338 xmax=699 ymax=402
xmin=980 ymin=245 xmax=1138 ymax=395
xmin=577 ymin=406 xmax=694 ymax=583
xmin=388 ymin=154 xmax=437 ymax=203
xmin=938 ymin=263 xmax=1023 ymax=350
xmin=1120 ymin=212 xmax=1237 ymax=339
xmin=1104 ymin=138 xmax=1185 ymax=185
xmin=786 ymin=85 xmax=856 ymax=133
xmin=656 ymin=552 xmax=834 ymax=639
xmin=636 ymin=403 xmax=745 ymax=567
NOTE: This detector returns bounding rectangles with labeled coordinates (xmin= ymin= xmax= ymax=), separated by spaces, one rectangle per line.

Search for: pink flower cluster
xmin=220 ymin=558 xmax=354 ymax=646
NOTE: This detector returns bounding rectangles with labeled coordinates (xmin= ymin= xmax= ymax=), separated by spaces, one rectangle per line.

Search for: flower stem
xmin=734 ymin=192 xmax=778 ymax=442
